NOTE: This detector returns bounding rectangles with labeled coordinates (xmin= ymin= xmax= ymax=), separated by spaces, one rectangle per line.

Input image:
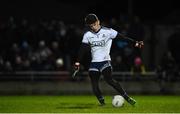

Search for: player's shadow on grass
xmin=56 ymin=103 xmax=94 ymax=109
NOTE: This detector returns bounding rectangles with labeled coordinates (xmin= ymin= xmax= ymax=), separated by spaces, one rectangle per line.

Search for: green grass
xmin=0 ymin=95 xmax=180 ymax=113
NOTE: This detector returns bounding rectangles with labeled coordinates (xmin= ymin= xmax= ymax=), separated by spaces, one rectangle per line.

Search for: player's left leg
xmin=102 ymin=67 xmax=136 ymax=106
xmin=89 ymin=70 xmax=105 ymax=106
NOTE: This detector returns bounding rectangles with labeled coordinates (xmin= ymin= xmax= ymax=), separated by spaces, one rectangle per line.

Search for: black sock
xmin=122 ymin=93 xmax=130 ymax=101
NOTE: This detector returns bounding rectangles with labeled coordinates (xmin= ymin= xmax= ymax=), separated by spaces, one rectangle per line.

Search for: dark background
xmin=0 ymin=0 xmax=180 ymax=96
xmin=0 ymin=0 xmax=180 ymax=24
xmin=0 ymin=0 xmax=180 ymax=71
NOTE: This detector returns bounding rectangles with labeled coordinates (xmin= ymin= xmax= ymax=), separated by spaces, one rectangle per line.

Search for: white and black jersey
xmin=82 ymin=26 xmax=118 ymax=62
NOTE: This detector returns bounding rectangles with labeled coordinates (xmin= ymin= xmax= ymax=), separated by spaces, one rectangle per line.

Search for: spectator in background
xmin=168 ymin=27 xmax=180 ymax=70
xmin=50 ymin=41 xmax=65 ymax=71
xmin=156 ymin=51 xmax=178 ymax=93
xmin=21 ymin=41 xmax=32 ymax=59
xmin=131 ymin=56 xmax=146 ymax=75
xmin=4 ymin=61 xmax=13 ymax=72
xmin=9 ymin=43 xmax=21 ymax=62
xmin=55 ymin=58 xmax=65 ymax=71
xmin=157 ymin=51 xmax=178 ymax=82
xmin=32 ymin=40 xmax=53 ymax=71
xmin=14 ymin=55 xmax=23 ymax=71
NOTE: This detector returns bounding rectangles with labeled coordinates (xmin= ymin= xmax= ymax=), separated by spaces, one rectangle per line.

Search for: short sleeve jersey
xmin=82 ymin=27 xmax=118 ymax=62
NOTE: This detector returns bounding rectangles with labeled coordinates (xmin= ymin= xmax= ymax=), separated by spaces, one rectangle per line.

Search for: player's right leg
xmin=102 ymin=67 xmax=136 ymax=106
xmin=89 ymin=71 xmax=105 ymax=106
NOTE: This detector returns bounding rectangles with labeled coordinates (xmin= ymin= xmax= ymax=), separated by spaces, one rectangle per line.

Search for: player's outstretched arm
xmin=117 ymin=33 xmax=144 ymax=48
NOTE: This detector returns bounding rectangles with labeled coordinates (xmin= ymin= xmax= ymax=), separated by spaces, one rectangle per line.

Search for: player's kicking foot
xmin=127 ymin=97 xmax=136 ymax=106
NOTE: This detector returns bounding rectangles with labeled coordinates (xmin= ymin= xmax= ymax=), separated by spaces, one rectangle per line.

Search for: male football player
xmin=74 ymin=13 xmax=144 ymax=106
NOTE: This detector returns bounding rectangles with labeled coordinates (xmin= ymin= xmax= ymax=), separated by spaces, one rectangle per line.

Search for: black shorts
xmin=89 ymin=61 xmax=112 ymax=72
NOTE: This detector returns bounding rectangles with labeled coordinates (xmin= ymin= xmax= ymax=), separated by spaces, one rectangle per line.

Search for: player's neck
xmin=93 ymin=25 xmax=101 ymax=33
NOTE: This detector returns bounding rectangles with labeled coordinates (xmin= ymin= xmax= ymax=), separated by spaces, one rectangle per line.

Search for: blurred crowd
xmin=0 ymin=15 xmax=146 ymax=73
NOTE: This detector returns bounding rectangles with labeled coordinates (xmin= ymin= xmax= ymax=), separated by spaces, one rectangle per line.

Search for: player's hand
xmin=135 ymin=41 xmax=144 ymax=48
xmin=72 ymin=62 xmax=80 ymax=78
xmin=74 ymin=62 xmax=80 ymax=71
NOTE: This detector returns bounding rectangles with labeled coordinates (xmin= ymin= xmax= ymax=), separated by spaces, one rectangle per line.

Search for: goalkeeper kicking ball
xmin=112 ymin=95 xmax=125 ymax=107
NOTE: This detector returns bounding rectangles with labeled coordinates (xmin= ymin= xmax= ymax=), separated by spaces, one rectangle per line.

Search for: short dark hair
xmin=84 ymin=13 xmax=99 ymax=25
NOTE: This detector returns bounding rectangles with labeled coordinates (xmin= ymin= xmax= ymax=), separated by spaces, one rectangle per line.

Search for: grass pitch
xmin=0 ymin=95 xmax=180 ymax=113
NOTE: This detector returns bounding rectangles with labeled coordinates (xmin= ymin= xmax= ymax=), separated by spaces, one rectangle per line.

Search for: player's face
xmin=89 ymin=20 xmax=100 ymax=32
